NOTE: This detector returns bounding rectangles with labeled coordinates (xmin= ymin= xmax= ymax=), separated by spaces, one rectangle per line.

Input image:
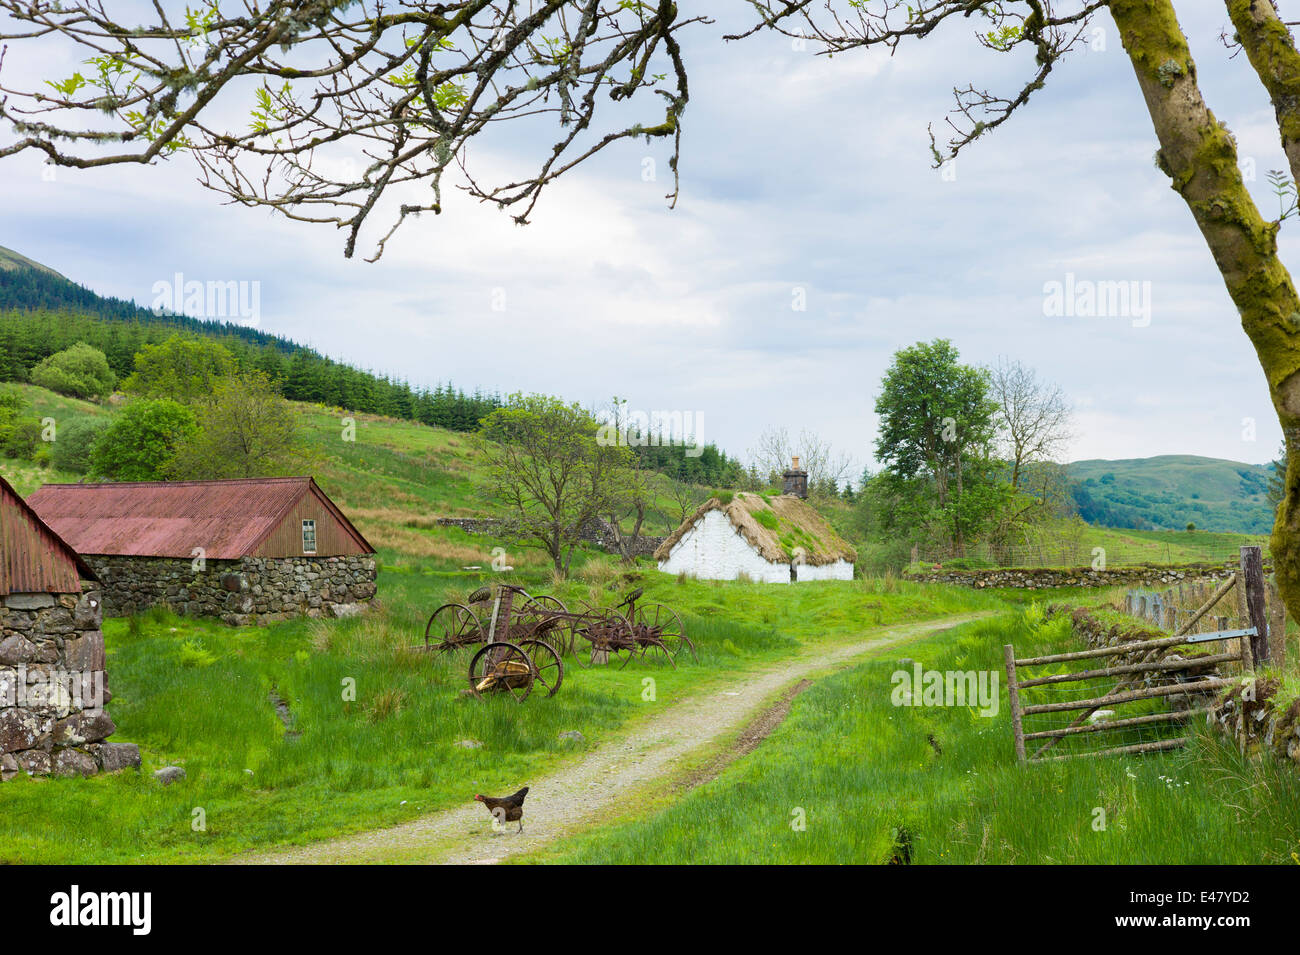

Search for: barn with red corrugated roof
xmin=27 ymin=477 xmax=377 ymax=624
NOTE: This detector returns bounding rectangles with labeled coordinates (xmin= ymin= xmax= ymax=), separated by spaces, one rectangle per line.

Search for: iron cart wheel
xmin=634 ymin=602 xmax=694 ymax=663
xmin=425 ymin=603 xmax=485 ymax=653
xmin=523 ymin=594 xmax=572 ymax=653
xmin=519 ymin=639 xmax=564 ymax=697
xmin=569 ymin=601 xmax=632 ymax=668
xmin=516 ymin=595 xmax=573 ymax=655
xmin=468 ymin=641 xmax=533 ymax=703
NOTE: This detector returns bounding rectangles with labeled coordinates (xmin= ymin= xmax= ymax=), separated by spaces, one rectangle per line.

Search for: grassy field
xmin=527 ymin=606 xmax=1300 ymax=865
xmin=5 ymin=382 xmax=1296 ymax=865
xmin=0 ymin=554 xmax=1001 ymax=863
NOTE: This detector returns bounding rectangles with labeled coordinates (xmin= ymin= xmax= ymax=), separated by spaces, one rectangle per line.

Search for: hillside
xmin=1068 ymin=454 xmax=1275 ymax=534
xmin=0 ymin=245 xmax=747 ymax=486
xmin=0 ymin=382 xmax=693 ymax=570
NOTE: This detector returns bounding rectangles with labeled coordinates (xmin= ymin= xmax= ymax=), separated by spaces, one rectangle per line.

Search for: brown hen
xmin=474 ymin=786 xmax=529 ymax=832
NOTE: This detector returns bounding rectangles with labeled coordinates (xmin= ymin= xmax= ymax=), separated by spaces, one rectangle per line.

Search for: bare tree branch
xmin=728 ymin=0 xmax=1104 ymax=165
xmin=0 ymin=0 xmax=703 ymax=258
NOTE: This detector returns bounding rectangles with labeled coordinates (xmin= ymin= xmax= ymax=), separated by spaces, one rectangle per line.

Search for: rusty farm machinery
xmin=419 ymin=583 xmax=695 ymax=701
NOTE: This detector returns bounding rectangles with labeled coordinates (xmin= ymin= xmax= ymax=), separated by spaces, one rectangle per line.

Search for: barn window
xmin=302 ymin=519 xmax=317 ymax=554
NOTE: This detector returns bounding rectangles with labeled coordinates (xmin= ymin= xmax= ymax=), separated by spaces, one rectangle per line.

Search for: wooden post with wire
xmin=1238 ymin=546 xmax=1269 ymax=667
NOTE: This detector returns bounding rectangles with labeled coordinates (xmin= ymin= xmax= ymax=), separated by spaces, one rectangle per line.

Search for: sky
xmin=0 ymin=3 xmax=1291 ymax=475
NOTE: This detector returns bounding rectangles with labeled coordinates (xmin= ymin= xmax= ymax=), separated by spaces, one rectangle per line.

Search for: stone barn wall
xmin=85 ymin=555 xmax=378 ymax=625
xmin=0 ymin=588 xmax=140 ymax=780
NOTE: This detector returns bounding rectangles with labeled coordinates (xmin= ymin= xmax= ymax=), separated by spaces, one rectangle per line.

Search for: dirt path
xmin=235 ymin=612 xmax=989 ymax=865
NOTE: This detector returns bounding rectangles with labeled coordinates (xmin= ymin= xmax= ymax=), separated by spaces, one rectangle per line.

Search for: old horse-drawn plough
xmin=419 ymin=583 xmax=694 ymax=701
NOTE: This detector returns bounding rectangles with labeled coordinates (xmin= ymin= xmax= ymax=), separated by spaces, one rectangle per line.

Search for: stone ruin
xmin=0 ymin=588 xmax=140 ymax=781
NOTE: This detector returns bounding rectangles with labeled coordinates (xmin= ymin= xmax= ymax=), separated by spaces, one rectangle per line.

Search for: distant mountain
xmin=0 ymin=245 xmax=64 ymax=277
xmin=0 ymin=244 xmax=302 ymax=344
xmin=1068 ymin=455 xmax=1275 ymax=535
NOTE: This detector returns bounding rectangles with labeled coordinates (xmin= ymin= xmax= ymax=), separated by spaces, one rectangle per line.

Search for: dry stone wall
xmin=907 ymin=563 xmax=1238 ymax=589
xmin=0 ymin=587 xmax=140 ymax=780
xmin=84 ymin=554 xmax=377 ymax=625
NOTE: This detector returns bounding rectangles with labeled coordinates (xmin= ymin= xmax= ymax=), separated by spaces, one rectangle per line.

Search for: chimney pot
xmin=782 ymin=456 xmax=809 ymax=499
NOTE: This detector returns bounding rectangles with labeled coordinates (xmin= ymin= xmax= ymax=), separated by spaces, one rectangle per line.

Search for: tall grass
xmin=537 ymin=609 xmax=1300 ymax=864
xmin=0 ymin=553 xmax=997 ymax=862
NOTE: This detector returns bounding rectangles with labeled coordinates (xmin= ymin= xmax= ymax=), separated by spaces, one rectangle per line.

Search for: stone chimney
xmin=782 ymin=456 xmax=808 ymax=499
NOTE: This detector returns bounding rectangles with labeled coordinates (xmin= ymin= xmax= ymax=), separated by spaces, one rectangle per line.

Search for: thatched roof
xmin=654 ymin=493 xmax=857 ymax=566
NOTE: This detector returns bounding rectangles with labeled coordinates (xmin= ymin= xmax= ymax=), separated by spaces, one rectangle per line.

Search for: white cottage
xmin=655 ymin=492 xmax=856 ymax=583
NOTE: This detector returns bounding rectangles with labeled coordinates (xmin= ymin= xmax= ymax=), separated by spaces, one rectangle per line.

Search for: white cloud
xmin=0 ymin=5 xmax=1288 ymax=470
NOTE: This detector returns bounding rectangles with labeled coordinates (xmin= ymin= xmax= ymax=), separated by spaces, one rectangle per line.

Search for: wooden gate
xmin=1002 ymin=546 xmax=1273 ymax=763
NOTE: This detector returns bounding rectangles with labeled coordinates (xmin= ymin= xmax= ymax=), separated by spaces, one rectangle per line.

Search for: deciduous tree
xmin=750 ymin=426 xmax=854 ymax=497
xmin=122 ymin=335 xmax=238 ymax=404
xmin=480 ymin=393 xmax=636 ymax=573
xmin=168 ymin=371 xmax=302 ymax=479
xmin=874 ymin=339 xmax=1000 ymax=555
xmin=989 ymin=357 xmax=1073 ymax=492
xmin=90 ymin=398 xmax=198 ymax=481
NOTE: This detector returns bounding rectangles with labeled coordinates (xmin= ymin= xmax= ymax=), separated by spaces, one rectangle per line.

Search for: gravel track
xmin=234 ymin=612 xmax=989 ymax=865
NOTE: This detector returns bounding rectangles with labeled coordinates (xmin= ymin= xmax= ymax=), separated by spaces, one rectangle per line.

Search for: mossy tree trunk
xmin=1110 ymin=0 xmax=1300 ymax=625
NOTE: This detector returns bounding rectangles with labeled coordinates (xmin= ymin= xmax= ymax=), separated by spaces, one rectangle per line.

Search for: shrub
xmin=89 ymin=398 xmax=198 ymax=481
xmin=29 ymin=342 xmax=115 ymax=400
xmin=0 ymin=416 xmax=41 ymax=459
xmin=50 ymin=415 xmax=110 ymax=473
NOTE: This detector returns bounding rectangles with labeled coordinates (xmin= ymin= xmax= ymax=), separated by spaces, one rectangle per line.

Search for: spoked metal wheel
xmin=635 ymin=603 xmax=694 ymax=663
xmin=519 ymin=639 xmax=564 ymax=698
xmin=568 ymin=602 xmax=610 ymax=666
xmin=613 ymin=639 xmax=645 ymax=669
xmin=634 ymin=639 xmax=677 ymax=669
xmin=468 ymin=642 xmax=533 ymax=703
xmin=523 ymin=594 xmax=568 ymax=616
xmin=425 ymin=603 xmax=485 ymax=654
xmin=517 ymin=598 xmax=572 ymax=655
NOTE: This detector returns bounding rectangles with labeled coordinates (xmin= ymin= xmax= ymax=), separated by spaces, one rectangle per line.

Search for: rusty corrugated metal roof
xmin=0 ymin=475 xmax=95 ymax=594
xmin=27 ymin=476 xmax=371 ymax=560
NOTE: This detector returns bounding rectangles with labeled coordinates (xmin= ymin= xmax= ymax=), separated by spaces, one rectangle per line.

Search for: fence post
xmin=1239 ymin=546 xmax=1268 ymax=668
xmin=1003 ymin=644 xmax=1026 ymax=763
